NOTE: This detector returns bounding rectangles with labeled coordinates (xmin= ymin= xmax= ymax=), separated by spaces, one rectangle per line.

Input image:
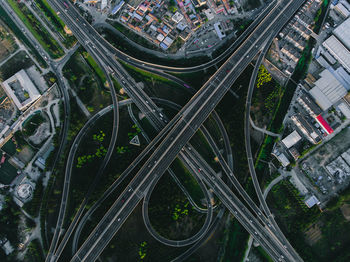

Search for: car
xmin=117 ymin=218 xmax=121 ymax=221
xmin=198 ymin=168 xmax=202 ymax=172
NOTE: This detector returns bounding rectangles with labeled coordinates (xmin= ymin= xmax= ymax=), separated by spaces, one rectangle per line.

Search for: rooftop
xmin=1 ymin=69 xmax=41 ymax=111
xmin=309 ymin=69 xmax=347 ymax=110
xmin=333 ymin=17 xmax=350 ymax=50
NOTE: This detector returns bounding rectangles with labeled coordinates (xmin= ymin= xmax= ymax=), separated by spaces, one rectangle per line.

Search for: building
xmin=274 ymin=152 xmax=290 ymax=167
xmin=338 ymin=102 xmax=350 ymax=119
xmin=204 ymin=9 xmax=214 ymax=20
xmin=333 ymin=17 xmax=350 ymax=50
xmin=309 ymin=69 xmax=347 ymax=110
xmin=214 ymin=22 xmax=226 ymax=40
xmin=315 ymin=115 xmax=334 ymax=135
xmin=289 ymin=147 xmax=300 ymax=160
xmin=334 ymin=2 xmax=350 ymax=18
xmin=282 ymin=130 xmax=302 ymax=149
xmin=291 ymin=114 xmax=322 ymax=144
xmin=304 ymin=195 xmax=320 ymax=208
xmin=341 ymin=148 xmax=350 ymax=166
xmin=172 ymin=12 xmax=184 ymax=23
xmin=111 ymin=0 xmax=124 ymax=15
xmin=13 ymin=177 xmax=35 ymax=207
xmin=179 ymin=28 xmax=191 ymax=41
xmin=163 ymin=36 xmax=174 ymax=47
xmin=1 ymin=69 xmax=41 ymax=111
xmin=100 ymin=0 xmax=107 ymax=9
xmin=326 ymin=156 xmax=350 ymax=182
xmin=323 ymin=35 xmax=350 ymax=73
xmin=297 ymin=90 xmax=322 ymax=118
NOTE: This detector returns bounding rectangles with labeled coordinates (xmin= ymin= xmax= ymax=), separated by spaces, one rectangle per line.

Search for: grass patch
xmin=2 ymin=139 xmax=17 ymax=156
xmin=24 ymin=239 xmax=44 ymax=262
xmin=221 ymin=219 xmax=249 ymax=261
xmin=82 ymin=51 xmax=107 ymax=84
xmin=0 ymin=159 xmax=18 ymax=184
xmin=169 ymin=159 xmax=205 ymax=207
xmin=148 ymin=171 xmax=205 ymax=241
xmin=0 ymin=50 xmax=34 ymax=81
xmin=22 ymin=112 xmax=45 ymax=137
xmin=63 ymin=49 xmax=111 ymax=112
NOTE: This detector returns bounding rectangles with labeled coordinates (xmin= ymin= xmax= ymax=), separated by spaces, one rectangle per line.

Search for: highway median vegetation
xmin=7 ymin=0 xmax=65 ymax=58
xmin=33 ymin=0 xmax=77 ymax=48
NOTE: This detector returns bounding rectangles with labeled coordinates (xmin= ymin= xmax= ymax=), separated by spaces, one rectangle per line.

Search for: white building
xmin=172 ymin=12 xmax=184 ymax=23
xmin=333 ymin=17 xmax=350 ymax=50
xmin=282 ymin=131 xmax=302 ymax=149
xmin=323 ymin=35 xmax=350 ymax=73
xmin=309 ymin=69 xmax=347 ymax=110
xmin=1 ymin=69 xmax=41 ymax=111
xmin=304 ymin=195 xmax=320 ymax=208
xmin=101 ymin=0 xmax=107 ymax=9
xmin=334 ymin=2 xmax=350 ymax=18
xmin=214 ymin=22 xmax=226 ymax=40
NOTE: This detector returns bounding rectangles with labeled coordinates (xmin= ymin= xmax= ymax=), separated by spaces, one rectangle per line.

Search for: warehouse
xmin=323 ymin=35 xmax=350 ymax=73
xmin=309 ymin=69 xmax=347 ymax=110
xmin=333 ymin=17 xmax=350 ymax=50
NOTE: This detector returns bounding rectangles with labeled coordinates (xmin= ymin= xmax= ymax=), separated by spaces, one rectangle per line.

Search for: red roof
xmin=316 ymin=115 xmax=333 ymax=135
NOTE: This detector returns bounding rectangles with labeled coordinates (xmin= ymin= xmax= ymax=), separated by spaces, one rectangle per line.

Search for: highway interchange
xmin=45 ymin=0 xmax=307 ymax=261
xmin=2 ymin=0 xmax=309 ymax=261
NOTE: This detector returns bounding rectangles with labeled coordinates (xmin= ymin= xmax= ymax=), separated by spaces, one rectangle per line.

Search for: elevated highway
xmin=71 ymin=0 xmax=306 ymax=261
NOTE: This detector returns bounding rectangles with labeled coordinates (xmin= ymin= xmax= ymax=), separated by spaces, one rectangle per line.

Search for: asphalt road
xmin=71 ymin=1 xmax=305 ymax=261
xmin=42 ymin=2 xmax=120 ymax=260
xmin=46 ymin=1 xmax=238 ymax=258
xmin=244 ymin=31 xmax=303 ymax=262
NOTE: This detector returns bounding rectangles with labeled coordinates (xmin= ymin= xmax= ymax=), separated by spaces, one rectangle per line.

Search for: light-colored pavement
xmin=249 ymin=116 xmax=281 ymax=138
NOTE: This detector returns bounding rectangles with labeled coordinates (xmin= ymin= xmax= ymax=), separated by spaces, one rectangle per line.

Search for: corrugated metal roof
xmin=334 ymin=18 xmax=350 ymax=50
xmin=323 ymin=35 xmax=350 ymax=72
xmin=310 ymin=69 xmax=347 ymax=110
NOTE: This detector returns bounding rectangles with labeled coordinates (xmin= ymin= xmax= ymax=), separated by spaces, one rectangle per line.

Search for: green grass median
xmin=7 ymin=0 xmax=64 ymax=58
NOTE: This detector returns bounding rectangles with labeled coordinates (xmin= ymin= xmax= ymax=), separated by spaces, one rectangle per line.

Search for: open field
xmin=0 ymin=50 xmax=34 ymax=81
xmin=63 ymin=50 xmax=110 ymax=113
xmin=0 ymin=21 xmax=18 ymax=62
xmin=0 ymin=159 xmax=18 ymax=184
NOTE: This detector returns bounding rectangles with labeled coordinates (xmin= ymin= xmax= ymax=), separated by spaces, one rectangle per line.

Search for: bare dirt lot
xmin=0 ymin=21 xmax=17 ymax=62
xmin=304 ymin=222 xmax=323 ymax=245
xmin=340 ymin=204 xmax=350 ymax=221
